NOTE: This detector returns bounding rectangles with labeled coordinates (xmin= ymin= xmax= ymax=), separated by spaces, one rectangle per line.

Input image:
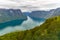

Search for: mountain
xmin=29 ymin=10 xmax=50 ymax=18
xmin=29 ymin=10 xmax=50 ymax=22
xmin=0 ymin=9 xmax=27 ymax=23
xmin=29 ymin=8 xmax=60 ymax=19
xmin=23 ymin=12 xmax=30 ymax=16
xmin=50 ymin=8 xmax=60 ymax=17
xmin=0 ymin=16 xmax=60 ymax=40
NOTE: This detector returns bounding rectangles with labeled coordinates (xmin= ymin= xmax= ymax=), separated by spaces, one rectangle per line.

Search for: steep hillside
xmin=0 ymin=9 xmax=27 ymax=23
xmin=0 ymin=16 xmax=60 ymax=40
xmin=50 ymin=8 xmax=60 ymax=17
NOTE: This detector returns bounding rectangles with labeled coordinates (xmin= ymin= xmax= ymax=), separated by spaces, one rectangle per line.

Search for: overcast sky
xmin=0 ymin=0 xmax=60 ymax=12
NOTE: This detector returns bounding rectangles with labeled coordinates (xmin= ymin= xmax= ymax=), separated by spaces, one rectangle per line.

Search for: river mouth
xmin=0 ymin=16 xmax=45 ymax=36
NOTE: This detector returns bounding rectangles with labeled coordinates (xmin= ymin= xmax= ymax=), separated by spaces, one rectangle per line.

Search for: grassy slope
xmin=0 ymin=16 xmax=60 ymax=40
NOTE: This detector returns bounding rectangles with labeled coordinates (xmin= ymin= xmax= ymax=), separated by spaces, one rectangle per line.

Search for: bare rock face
xmin=0 ymin=9 xmax=27 ymax=23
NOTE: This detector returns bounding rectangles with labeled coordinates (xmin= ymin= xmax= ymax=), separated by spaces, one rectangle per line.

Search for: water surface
xmin=0 ymin=16 xmax=45 ymax=36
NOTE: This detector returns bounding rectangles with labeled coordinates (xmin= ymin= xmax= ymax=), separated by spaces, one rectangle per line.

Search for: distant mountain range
xmin=28 ymin=8 xmax=60 ymax=19
xmin=23 ymin=12 xmax=30 ymax=16
xmin=0 ymin=9 xmax=27 ymax=23
xmin=29 ymin=10 xmax=49 ymax=18
xmin=0 ymin=8 xmax=60 ymax=23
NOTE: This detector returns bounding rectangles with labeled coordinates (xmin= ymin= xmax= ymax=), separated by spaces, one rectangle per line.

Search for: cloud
xmin=0 ymin=0 xmax=60 ymax=12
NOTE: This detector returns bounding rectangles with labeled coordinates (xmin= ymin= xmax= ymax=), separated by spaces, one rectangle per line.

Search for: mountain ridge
xmin=0 ymin=9 xmax=27 ymax=23
xmin=28 ymin=8 xmax=60 ymax=19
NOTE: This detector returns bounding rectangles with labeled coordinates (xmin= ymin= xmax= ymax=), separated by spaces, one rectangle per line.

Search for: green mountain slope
xmin=0 ymin=16 xmax=60 ymax=40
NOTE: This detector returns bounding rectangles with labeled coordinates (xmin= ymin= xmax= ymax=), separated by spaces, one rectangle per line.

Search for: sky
xmin=0 ymin=0 xmax=60 ymax=12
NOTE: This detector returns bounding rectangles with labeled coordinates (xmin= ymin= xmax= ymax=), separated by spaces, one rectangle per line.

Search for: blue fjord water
xmin=0 ymin=16 xmax=45 ymax=36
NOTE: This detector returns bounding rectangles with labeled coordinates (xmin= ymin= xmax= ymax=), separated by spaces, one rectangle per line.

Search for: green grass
xmin=0 ymin=16 xmax=60 ymax=40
